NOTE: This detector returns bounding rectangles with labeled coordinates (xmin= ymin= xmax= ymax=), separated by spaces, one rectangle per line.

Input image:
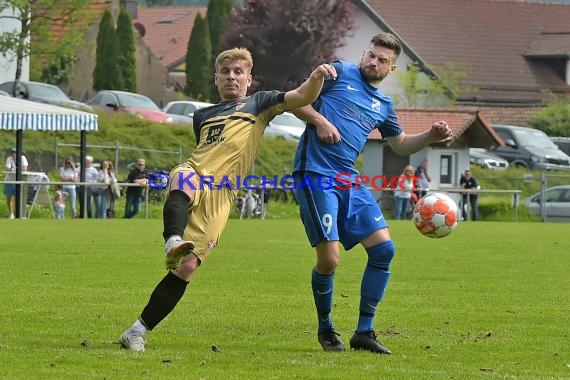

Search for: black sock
xmin=140 ymin=271 xmax=189 ymax=330
xmin=163 ymin=190 xmax=191 ymax=241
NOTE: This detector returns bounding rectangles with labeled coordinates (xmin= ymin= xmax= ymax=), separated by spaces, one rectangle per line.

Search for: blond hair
xmin=215 ymin=48 xmax=253 ymax=72
xmin=402 ymin=165 xmax=415 ymax=175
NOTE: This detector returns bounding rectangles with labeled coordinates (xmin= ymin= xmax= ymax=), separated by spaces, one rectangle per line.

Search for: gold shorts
xmin=168 ymin=163 xmax=235 ymax=262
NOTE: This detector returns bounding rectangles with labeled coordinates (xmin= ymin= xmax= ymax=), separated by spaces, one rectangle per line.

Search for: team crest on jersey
xmin=371 ymin=99 xmax=380 ymax=112
xmin=235 ymin=102 xmax=246 ymax=111
xmin=205 ymin=124 xmax=225 ymax=144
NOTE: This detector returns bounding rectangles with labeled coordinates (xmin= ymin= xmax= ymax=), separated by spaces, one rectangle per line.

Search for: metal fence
xmin=54 ymin=140 xmax=183 ymax=174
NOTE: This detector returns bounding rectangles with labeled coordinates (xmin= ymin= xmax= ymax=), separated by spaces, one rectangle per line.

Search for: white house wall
xmin=337 ymin=6 xmax=413 ymax=102
xmin=0 ymin=8 xmax=30 ymax=84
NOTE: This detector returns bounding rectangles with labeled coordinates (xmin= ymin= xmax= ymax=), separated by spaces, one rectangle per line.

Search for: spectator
xmin=123 ymin=159 xmax=148 ymax=219
xmin=96 ymin=160 xmax=117 ymax=219
xmin=393 ymin=165 xmax=415 ymax=220
xmin=260 ymin=188 xmax=271 ymax=220
xmin=414 ymin=159 xmax=431 ymax=199
xmin=59 ymin=155 xmax=78 ymax=218
xmin=53 ymin=184 xmax=69 ymax=220
xmin=78 ymin=155 xmax=100 ymax=218
xmin=4 ymin=147 xmax=28 ymax=219
xmin=460 ymin=169 xmax=479 ymax=221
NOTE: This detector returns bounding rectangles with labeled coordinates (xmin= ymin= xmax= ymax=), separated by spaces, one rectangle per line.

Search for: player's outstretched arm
xmin=284 ymin=64 xmax=337 ymax=110
xmin=293 ymin=106 xmax=341 ymax=144
xmin=387 ymin=121 xmax=452 ymax=155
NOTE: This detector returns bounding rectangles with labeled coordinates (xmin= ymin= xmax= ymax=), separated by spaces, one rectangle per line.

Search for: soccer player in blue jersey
xmin=292 ymin=32 xmax=453 ymax=353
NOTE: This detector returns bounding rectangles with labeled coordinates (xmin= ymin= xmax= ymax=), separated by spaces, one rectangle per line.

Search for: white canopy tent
xmin=0 ymin=95 xmax=98 ymax=218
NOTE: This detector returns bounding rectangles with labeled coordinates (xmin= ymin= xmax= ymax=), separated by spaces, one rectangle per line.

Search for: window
xmin=168 ymin=104 xmax=185 ymax=115
xmin=440 ymin=155 xmax=452 ymax=184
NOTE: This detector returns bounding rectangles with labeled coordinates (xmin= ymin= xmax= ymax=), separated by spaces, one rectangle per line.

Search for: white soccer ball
xmin=412 ymin=193 xmax=458 ymax=238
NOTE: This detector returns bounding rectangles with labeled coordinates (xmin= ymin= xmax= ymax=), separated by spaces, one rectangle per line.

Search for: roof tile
xmin=134 ymin=7 xmax=207 ymax=70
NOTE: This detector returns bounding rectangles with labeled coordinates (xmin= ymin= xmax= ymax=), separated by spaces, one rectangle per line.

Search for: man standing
xmin=118 ymin=48 xmax=337 ymax=351
xmin=78 ymin=155 xmax=99 ymax=218
xmin=291 ymin=32 xmax=452 ymax=353
xmin=460 ymin=169 xmax=479 ymax=221
xmin=123 ymin=159 xmax=148 ymax=219
xmin=4 ymin=147 xmax=28 ymax=219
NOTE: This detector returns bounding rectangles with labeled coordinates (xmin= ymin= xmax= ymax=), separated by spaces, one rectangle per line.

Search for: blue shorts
xmin=3 ymin=184 xmax=16 ymax=197
xmin=294 ymin=172 xmax=389 ymax=250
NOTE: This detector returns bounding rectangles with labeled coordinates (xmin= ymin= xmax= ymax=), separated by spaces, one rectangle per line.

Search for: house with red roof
xmin=337 ymin=0 xmax=570 ymax=195
xmin=64 ymin=0 xmax=173 ymax=105
xmin=133 ymin=6 xmax=207 ymax=91
xmin=341 ymin=0 xmax=570 ymax=125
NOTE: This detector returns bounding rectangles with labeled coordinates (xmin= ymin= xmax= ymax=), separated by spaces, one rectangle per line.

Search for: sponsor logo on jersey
xmin=205 ymin=124 xmax=225 ymax=144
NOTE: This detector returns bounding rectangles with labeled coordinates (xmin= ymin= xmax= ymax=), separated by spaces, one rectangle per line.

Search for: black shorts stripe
xmin=301 ymin=177 xmax=325 ymax=242
xmin=298 ymin=127 xmax=311 ymax=172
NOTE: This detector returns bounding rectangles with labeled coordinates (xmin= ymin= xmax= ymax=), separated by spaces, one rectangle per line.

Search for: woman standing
xmin=97 ymin=160 xmax=118 ymax=219
xmin=59 ymin=155 xmax=78 ymax=218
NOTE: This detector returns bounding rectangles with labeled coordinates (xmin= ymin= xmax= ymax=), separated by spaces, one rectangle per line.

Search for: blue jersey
xmin=292 ymin=60 xmax=403 ymax=181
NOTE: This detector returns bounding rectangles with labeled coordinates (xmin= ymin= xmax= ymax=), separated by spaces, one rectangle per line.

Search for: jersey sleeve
xmin=256 ymin=90 xmax=286 ymax=111
xmin=377 ymin=101 xmax=403 ymax=138
xmin=193 ymin=112 xmax=203 ymax=146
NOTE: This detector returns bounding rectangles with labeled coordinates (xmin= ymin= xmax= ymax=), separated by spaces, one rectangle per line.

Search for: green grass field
xmin=0 ymin=219 xmax=568 ymax=379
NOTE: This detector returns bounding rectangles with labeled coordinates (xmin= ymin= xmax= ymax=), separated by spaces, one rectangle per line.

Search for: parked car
xmin=525 ymin=185 xmax=570 ymax=222
xmin=87 ymin=90 xmax=173 ymax=123
xmin=489 ymin=125 xmax=570 ymax=170
xmin=550 ymin=136 xmax=570 ymax=157
xmin=0 ymin=80 xmax=92 ymax=111
xmin=469 ymin=148 xmax=509 ymax=169
xmin=162 ymin=100 xmax=213 ymax=125
xmin=265 ymin=112 xmax=306 ymax=141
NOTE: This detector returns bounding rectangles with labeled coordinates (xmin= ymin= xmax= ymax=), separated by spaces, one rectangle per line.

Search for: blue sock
xmin=312 ymin=268 xmax=335 ymax=334
xmin=357 ymin=240 xmax=395 ymax=333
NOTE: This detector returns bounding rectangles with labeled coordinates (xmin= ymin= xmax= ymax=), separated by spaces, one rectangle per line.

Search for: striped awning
xmin=0 ymin=95 xmax=98 ymax=131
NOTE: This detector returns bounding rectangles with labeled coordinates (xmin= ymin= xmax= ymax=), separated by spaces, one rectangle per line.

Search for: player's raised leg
xmin=120 ymin=172 xmax=197 ymax=351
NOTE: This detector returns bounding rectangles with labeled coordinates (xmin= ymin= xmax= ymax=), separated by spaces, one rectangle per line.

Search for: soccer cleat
xmin=165 ymin=237 xmax=195 ymax=270
xmin=318 ymin=329 xmax=346 ymax=352
xmin=350 ymin=330 xmax=392 ymax=354
xmin=119 ymin=329 xmax=147 ymax=352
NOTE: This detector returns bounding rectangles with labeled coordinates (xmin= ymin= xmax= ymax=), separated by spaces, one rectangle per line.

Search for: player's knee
xmin=366 ymin=240 xmax=395 ymax=270
xmin=174 ymin=254 xmax=201 ymax=280
xmin=316 ymin=254 xmax=340 ymax=274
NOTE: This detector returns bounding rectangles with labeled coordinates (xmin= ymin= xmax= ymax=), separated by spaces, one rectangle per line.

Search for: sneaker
xmin=8 ymin=214 xmax=14 ymax=220
xmin=318 ymin=329 xmax=346 ymax=352
xmin=119 ymin=329 xmax=147 ymax=352
xmin=350 ymin=330 xmax=392 ymax=354
xmin=165 ymin=237 xmax=195 ymax=270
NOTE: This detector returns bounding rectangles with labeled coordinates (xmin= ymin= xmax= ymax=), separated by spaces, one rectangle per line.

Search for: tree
xmin=219 ymin=0 xmax=355 ymax=92
xmin=115 ymin=7 xmax=137 ymax=92
xmin=185 ymin=13 xmax=211 ymax=101
xmin=207 ymin=0 xmax=232 ymax=57
xmin=93 ymin=10 xmax=120 ymax=91
xmin=394 ymin=62 xmax=477 ymax=108
xmin=528 ymin=94 xmax=570 ymax=137
xmin=206 ymin=0 xmax=232 ymax=100
xmin=0 ymin=0 xmax=92 ymax=91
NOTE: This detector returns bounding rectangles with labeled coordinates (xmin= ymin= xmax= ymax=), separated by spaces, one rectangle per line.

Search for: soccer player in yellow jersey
xmin=119 ymin=47 xmax=337 ymax=351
